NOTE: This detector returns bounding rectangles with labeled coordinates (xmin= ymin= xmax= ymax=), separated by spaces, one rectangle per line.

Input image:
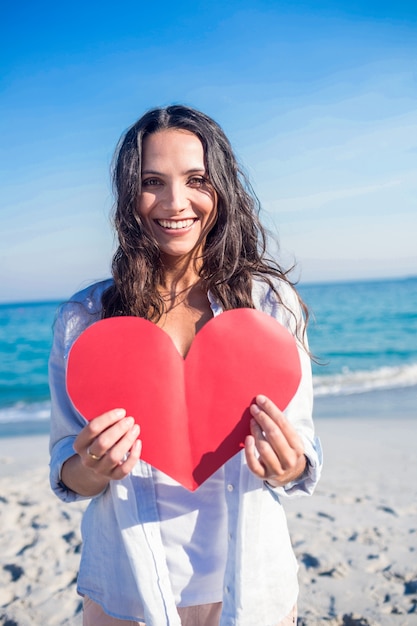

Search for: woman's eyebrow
xmin=141 ymin=168 xmax=206 ymax=176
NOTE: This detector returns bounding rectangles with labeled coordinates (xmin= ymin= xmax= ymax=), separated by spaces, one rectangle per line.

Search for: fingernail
xmin=114 ymin=408 xmax=126 ymax=418
xmin=125 ymin=416 xmax=134 ymax=427
xmin=257 ymin=395 xmax=267 ymax=405
xmin=245 ymin=433 xmax=255 ymax=450
xmin=131 ymin=424 xmax=140 ymax=436
xmin=250 ymin=404 xmax=260 ymax=416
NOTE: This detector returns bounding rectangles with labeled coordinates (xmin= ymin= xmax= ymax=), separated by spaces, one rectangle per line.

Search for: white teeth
xmin=157 ymin=219 xmax=195 ymax=230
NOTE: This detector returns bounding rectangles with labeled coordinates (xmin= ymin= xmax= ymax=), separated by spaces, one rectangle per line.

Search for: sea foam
xmin=313 ymin=363 xmax=417 ymax=396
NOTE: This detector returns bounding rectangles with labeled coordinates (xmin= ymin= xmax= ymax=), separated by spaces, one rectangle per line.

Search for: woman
xmin=49 ymin=105 xmax=322 ymax=626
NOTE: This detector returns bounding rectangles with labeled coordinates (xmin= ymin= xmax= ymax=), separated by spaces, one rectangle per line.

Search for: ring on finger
xmin=87 ymin=446 xmax=102 ymax=461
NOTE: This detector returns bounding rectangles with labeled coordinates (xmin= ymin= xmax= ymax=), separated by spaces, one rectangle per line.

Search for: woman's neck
xmin=159 ymin=254 xmax=202 ymax=298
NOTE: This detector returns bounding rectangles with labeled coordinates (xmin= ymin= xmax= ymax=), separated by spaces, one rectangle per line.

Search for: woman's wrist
xmin=265 ymin=455 xmax=310 ymax=489
xmin=61 ymin=454 xmax=111 ymax=497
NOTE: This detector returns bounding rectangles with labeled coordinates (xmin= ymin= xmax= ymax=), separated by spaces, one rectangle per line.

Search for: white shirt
xmin=49 ymin=278 xmax=323 ymax=626
xmin=153 ymin=465 xmax=228 ymax=606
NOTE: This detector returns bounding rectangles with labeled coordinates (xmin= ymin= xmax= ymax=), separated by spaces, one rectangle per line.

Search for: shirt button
xmin=227 ymin=484 xmax=234 ymax=492
xmin=228 ymin=533 xmax=232 ymax=541
xmin=224 ymin=586 xmax=230 ymax=594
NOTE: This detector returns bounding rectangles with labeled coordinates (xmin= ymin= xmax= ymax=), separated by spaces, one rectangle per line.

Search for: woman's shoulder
xmin=55 ymin=279 xmax=113 ymax=344
xmin=67 ymin=278 xmax=114 ymax=313
xmin=252 ymin=276 xmax=299 ymax=312
xmin=251 ymin=276 xmax=306 ymax=339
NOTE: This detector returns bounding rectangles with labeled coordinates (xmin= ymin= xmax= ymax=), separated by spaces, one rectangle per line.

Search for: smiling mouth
xmin=156 ymin=219 xmax=196 ymax=230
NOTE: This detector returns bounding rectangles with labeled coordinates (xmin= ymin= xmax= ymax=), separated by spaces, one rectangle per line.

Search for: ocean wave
xmin=313 ymin=363 xmax=417 ymax=396
xmin=0 ymin=400 xmax=51 ymax=423
xmin=1 ymin=365 xmax=416 ymax=422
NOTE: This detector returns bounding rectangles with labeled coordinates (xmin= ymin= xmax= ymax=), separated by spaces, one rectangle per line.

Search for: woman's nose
xmin=162 ymin=182 xmax=188 ymax=213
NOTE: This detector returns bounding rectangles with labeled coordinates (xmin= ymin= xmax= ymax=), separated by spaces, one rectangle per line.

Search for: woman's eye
xmin=188 ymin=176 xmax=206 ymax=187
xmin=142 ymin=178 xmax=161 ymax=187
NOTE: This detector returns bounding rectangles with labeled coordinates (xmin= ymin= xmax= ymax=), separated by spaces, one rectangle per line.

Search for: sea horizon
xmin=1 ymin=272 xmax=417 ymax=308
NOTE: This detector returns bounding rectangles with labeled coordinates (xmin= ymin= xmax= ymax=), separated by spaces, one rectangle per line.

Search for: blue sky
xmin=1 ymin=0 xmax=416 ymax=302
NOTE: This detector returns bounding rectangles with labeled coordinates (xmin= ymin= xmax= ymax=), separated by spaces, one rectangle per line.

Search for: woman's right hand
xmin=62 ymin=408 xmax=142 ymax=496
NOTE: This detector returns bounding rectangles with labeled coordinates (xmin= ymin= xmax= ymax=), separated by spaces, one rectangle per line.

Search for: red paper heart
xmin=66 ymin=309 xmax=301 ymax=490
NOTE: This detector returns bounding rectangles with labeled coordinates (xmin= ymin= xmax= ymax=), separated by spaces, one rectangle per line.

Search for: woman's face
xmin=137 ymin=129 xmax=217 ymax=264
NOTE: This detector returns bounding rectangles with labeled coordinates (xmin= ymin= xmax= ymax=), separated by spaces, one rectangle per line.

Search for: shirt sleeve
xmin=258 ymin=280 xmax=323 ymax=499
xmin=283 ymin=332 xmax=323 ymax=498
xmin=48 ymin=300 xmax=101 ymax=503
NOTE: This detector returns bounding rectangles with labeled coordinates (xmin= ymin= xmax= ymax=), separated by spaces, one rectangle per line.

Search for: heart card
xmin=66 ymin=309 xmax=301 ymax=490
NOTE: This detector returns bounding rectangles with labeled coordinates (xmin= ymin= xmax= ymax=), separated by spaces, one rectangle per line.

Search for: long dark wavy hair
xmin=101 ymin=105 xmax=308 ymax=341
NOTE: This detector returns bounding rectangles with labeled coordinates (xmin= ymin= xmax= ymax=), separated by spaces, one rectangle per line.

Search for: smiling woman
xmin=48 ymin=104 xmax=322 ymax=626
xmin=101 ymin=105 xmax=305 ymax=325
xmin=137 ymin=129 xmax=217 ymax=264
xmin=135 ymin=128 xmax=218 ymax=357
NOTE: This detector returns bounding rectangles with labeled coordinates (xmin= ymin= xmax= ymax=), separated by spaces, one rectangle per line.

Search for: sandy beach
xmin=0 ymin=416 xmax=416 ymax=626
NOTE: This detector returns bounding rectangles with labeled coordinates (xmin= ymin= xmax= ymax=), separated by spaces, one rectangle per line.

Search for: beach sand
xmin=285 ymin=417 xmax=417 ymax=625
xmin=0 ymin=416 xmax=416 ymax=626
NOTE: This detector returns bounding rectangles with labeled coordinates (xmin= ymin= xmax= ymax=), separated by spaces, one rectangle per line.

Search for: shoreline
xmin=1 ymin=417 xmax=416 ymax=624
xmin=313 ymin=385 xmax=417 ymax=420
xmin=0 ymin=433 xmax=50 ymax=478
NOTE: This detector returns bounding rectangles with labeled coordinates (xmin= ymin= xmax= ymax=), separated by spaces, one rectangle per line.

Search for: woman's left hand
xmin=244 ymin=394 xmax=307 ymax=487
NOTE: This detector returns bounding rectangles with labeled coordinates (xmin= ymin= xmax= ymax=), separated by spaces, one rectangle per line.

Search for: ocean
xmin=0 ymin=277 xmax=416 ymax=437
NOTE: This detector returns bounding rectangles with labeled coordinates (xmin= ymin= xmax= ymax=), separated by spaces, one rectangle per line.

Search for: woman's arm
xmin=247 ymin=279 xmax=323 ymax=494
xmin=48 ymin=286 xmax=141 ymax=501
